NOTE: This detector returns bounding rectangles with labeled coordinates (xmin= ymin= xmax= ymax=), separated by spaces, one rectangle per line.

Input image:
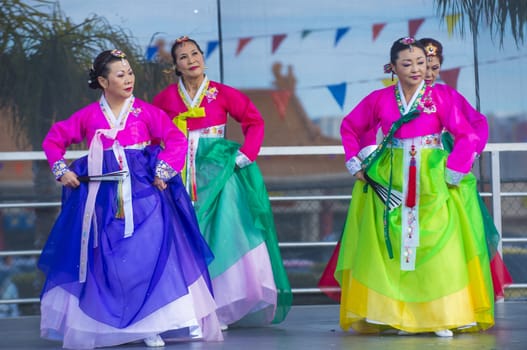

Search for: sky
xmin=54 ymin=0 xmax=527 ymax=121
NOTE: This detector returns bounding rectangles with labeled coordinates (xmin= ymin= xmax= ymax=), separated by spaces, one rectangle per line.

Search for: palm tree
xmin=434 ymin=0 xmax=527 ymax=45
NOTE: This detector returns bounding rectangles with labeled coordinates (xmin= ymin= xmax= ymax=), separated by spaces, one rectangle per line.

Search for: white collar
xmin=100 ymin=94 xmax=134 ymax=128
xmin=178 ymin=75 xmax=209 ymax=108
xmin=397 ymin=80 xmax=425 ymax=115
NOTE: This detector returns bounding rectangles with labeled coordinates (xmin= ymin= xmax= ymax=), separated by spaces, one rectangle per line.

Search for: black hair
xmin=390 ymin=37 xmax=426 ymax=65
xmin=170 ymin=37 xmax=204 ymax=76
xmin=88 ymin=50 xmax=127 ymax=89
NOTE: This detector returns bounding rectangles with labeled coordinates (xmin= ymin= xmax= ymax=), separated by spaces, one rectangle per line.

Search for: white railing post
xmin=491 ymin=150 xmax=503 ymax=255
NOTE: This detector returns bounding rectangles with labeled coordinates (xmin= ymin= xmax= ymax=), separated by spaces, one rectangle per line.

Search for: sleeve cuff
xmin=345 ymin=156 xmax=362 ymax=175
xmin=51 ymin=159 xmax=70 ymax=180
xmin=235 ymin=151 xmax=252 ymax=168
xmin=155 ymin=160 xmax=178 ymax=181
xmin=445 ymin=167 xmax=466 ymax=186
xmin=357 ymin=145 xmax=377 ymax=161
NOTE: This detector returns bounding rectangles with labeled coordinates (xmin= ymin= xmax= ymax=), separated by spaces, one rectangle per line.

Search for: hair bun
xmin=88 ymin=67 xmax=100 ymax=89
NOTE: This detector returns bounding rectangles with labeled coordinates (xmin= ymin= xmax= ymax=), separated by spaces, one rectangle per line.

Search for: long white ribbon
xmin=78 ymin=95 xmax=134 ymax=282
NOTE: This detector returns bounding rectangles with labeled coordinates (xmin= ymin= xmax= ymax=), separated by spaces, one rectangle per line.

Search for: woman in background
xmin=419 ymin=37 xmax=513 ymax=301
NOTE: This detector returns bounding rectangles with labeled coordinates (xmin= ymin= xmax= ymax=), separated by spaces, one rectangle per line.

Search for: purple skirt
xmin=38 ymin=146 xmax=220 ymax=347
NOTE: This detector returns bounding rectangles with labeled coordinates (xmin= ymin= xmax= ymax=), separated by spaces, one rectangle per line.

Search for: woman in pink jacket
xmin=332 ymin=37 xmax=494 ymax=336
xmin=153 ymin=37 xmax=291 ymax=329
xmin=39 ymin=49 xmax=222 ymax=349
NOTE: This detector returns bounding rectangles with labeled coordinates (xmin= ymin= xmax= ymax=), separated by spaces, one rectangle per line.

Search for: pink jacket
xmin=42 ymin=98 xmax=187 ymax=172
xmin=153 ymin=81 xmax=264 ymax=161
xmin=341 ymin=84 xmax=485 ymax=174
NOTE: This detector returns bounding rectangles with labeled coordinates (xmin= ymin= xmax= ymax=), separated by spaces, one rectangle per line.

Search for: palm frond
xmin=434 ymin=0 xmax=527 ymax=46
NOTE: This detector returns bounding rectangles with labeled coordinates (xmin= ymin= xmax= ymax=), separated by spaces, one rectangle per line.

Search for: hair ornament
xmin=399 ymin=37 xmax=415 ymax=51
xmin=110 ymin=49 xmax=126 ymax=58
xmin=175 ymin=36 xmax=190 ymax=44
xmin=383 ymin=63 xmax=393 ymax=74
xmin=399 ymin=37 xmax=416 ymax=45
xmin=87 ymin=67 xmax=97 ymax=85
xmin=110 ymin=49 xmax=127 ymax=66
xmin=424 ymin=43 xmax=438 ymax=57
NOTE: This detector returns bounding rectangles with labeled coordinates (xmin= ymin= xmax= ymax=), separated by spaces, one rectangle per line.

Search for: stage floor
xmin=1 ymin=302 xmax=525 ymax=349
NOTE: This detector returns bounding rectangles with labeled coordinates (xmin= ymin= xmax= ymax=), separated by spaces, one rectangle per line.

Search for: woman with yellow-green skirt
xmin=335 ymin=37 xmax=494 ymax=337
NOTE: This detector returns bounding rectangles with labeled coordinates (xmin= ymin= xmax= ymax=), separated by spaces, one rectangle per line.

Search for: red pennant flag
xmin=372 ymin=23 xmax=386 ymax=41
xmin=408 ymin=18 xmax=425 ymax=37
xmin=271 ymin=90 xmax=292 ymax=119
xmin=439 ymin=68 xmax=461 ymax=89
xmin=272 ymin=34 xmax=287 ymax=54
xmin=236 ymin=37 xmax=253 ymax=56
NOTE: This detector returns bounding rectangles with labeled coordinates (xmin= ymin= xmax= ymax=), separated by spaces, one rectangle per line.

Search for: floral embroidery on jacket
xmin=130 ymin=107 xmax=142 ymax=117
xmin=205 ymin=87 xmax=218 ymax=103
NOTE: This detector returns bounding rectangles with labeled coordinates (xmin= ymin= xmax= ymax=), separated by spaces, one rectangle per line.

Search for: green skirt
xmin=193 ymin=137 xmax=292 ymax=325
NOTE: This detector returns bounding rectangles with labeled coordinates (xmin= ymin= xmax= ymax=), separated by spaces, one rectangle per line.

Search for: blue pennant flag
xmin=327 ymin=82 xmax=347 ymax=110
xmin=334 ymin=27 xmax=350 ymax=46
xmin=206 ymin=40 xmax=219 ymax=59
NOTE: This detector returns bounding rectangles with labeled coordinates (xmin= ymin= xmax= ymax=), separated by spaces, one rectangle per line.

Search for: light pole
xmin=216 ymin=0 xmax=224 ymax=83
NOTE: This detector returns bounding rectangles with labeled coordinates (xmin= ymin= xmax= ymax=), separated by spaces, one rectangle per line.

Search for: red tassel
xmin=405 ymin=145 xmax=417 ymax=208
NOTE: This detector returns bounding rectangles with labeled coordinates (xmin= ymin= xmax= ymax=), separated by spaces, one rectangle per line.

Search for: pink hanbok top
xmin=441 ymin=84 xmax=488 ymax=155
xmin=42 ymin=98 xmax=187 ymax=172
xmin=153 ymin=80 xmax=264 ymax=161
xmin=341 ymin=84 xmax=484 ymax=174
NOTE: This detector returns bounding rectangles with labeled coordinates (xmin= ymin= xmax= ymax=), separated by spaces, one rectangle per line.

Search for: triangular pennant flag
xmin=446 ymin=13 xmax=461 ymax=37
xmin=381 ymin=78 xmax=398 ymax=87
xmin=327 ymin=82 xmax=347 ymax=109
xmin=334 ymin=27 xmax=350 ymax=47
xmin=372 ymin=23 xmax=386 ymax=42
xmin=439 ymin=67 xmax=461 ymax=89
xmin=271 ymin=90 xmax=292 ymax=119
xmin=301 ymin=30 xmax=313 ymax=39
xmin=408 ymin=18 xmax=425 ymax=37
xmin=145 ymin=46 xmax=158 ymax=62
xmin=236 ymin=37 xmax=253 ymax=56
xmin=272 ymin=34 xmax=287 ymax=54
xmin=205 ymin=40 xmax=219 ymax=59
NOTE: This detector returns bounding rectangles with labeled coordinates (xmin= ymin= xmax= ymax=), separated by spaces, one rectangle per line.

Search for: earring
xmin=391 ymin=72 xmax=394 ymax=81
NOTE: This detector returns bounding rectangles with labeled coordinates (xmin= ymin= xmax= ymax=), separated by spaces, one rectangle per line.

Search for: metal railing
xmin=1 ymin=143 xmax=527 ymax=305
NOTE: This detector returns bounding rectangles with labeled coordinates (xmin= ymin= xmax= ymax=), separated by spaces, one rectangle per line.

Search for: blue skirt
xmin=38 ymin=145 xmax=222 ymax=348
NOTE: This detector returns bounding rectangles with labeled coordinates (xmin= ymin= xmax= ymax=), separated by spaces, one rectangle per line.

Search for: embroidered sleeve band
xmin=235 ymin=151 xmax=252 ymax=168
xmin=51 ymin=159 xmax=70 ymax=180
xmin=155 ymin=160 xmax=178 ymax=181
xmin=345 ymin=156 xmax=362 ymax=175
xmin=445 ymin=167 xmax=466 ymax=186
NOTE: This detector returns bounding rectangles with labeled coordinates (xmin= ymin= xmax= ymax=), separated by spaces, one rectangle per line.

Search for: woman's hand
xmin=60 ymin=171 xmax=80 ymax=188
xmin=354 ymin=170 xmax=366 ymax=182
xmin=153 ymin=176 xmax=167 ymax=191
